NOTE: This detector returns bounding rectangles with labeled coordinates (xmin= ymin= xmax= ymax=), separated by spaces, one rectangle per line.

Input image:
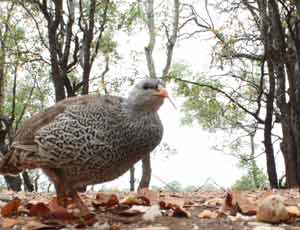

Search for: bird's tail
xmin=0 ymin=143 xmax=38 ymax=175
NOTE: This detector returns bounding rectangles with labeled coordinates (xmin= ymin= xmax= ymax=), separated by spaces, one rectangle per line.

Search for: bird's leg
xmin=69 ymin=188 xmax=90 ymax=216
xmin=43 ymin=168 xmax=90 ymax=216
xmin=42 ymin=168 xmax=68 ymax=207
xmin=54 ymin=182 xmax=68 ymax=208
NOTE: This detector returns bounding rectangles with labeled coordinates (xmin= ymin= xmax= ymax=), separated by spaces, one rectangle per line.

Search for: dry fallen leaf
xmin=173 ymin=206 xmax=191 ymax=218
xmin=158 ymin=195 xmax=190 ymax=218
xmin=121 ymin=195 xmax=150 ymax=206
xmin=75 ymin=213 xmax=97 ymax=228
xmin=256 ymin=195 xmax=289 ymax=224
xmin=111 ymin=223 xmax=121 ymax=230
xmin=1 ymin=197 xmax=21 ymax=217
xmin=204 ymin=198 xmax=224 ymax=206
xmin=94 ymin=193 xmax=119 ymax=208
xmin=1 ymin=218 xmax=20 ymax=228
xmin=233 ymin=191 xmax=257 ymax=215
xmin=138 ymin=188 xmax=160 ymax=205
xmin=286 ymin=206 xmax=300 ymax=217
xmin=198 ymin=210 xmax=218 ymax=219
xmin=221 ymin=192 xmax=237 ymax=215
xmin=48 ymin=198 xmax=76 ymax=220
xmin=27 ymin=202 xmax=51 ymax=217
xmin=159 ymin=196 xmax=184 ymax=209
xmin=221 ymin=191 xmax=256 ymax=216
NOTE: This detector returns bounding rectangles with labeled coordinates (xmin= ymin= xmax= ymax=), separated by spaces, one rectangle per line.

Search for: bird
xmin=0 ymin=79 xmax=168 ymax=216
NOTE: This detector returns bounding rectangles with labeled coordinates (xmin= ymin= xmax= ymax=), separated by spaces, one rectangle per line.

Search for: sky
xmin=95 ymin=4 xmax=248 ymax=190
xmin=96 ymin=0 xmax=287 ymax=191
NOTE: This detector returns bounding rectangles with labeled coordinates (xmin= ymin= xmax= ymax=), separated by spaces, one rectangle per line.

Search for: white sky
xmin=96 ymin=0 xmax=287 ymax=190
xmin=95 ymin=18 xmax=247 ymax=190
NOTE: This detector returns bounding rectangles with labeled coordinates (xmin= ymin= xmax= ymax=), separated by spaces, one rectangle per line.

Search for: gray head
xmin=126 ymin=79 xmax=168 ymax=112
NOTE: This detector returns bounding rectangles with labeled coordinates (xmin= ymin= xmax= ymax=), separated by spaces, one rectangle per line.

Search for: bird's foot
xmin=56 ymin=196 xmax=70 ymax=208
xmin=70 ymin=190 xmax=90 ymax=217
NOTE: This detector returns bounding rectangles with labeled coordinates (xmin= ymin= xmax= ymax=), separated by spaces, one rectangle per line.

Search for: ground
xmin=1 ymin=189 xmax=300 ymax=229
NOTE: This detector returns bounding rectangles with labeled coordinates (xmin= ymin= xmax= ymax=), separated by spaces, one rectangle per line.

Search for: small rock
xmin=142 ymin=205 xmax=162 ymax=222
xmin=256 ymin=195 xmax=289 ymax=224
xmin=228 ymin=213 xmax=256 ymax=222
xmin=192 ymin=224 xmax=199 ymax=230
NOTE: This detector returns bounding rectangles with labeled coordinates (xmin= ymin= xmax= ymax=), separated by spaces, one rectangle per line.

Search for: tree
xmin=18 ymin=0 xmax=115 ymax=101
xmin=0 ymin=2 xmax=40 ymax=191
xmin=170 ymin=0 xmax=283 ymax=187
xmin=206 ymin=0 xmax=300 ymax=188
xmin=137 ymin=0 xmax=179 ymax=190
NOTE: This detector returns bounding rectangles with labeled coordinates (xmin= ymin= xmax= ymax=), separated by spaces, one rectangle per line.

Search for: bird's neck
xmin=122 ymin=101 xmax=159 ymax=114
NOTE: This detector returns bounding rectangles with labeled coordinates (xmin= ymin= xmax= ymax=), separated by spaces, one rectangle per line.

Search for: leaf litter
xmin=1 ymin=189 xmax=300 ymax=229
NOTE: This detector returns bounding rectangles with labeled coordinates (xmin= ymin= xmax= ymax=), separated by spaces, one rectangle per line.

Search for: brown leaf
xmin=94 ymin=193 xmax=119 ymax=208
xmin=138 ymin=188 xmax=160 ymax=205
xmin=198 ymin=210 xmax=218 ymax=219
xmin=27 ymin=202 xmax=51 ymax=217
xmin=83 ymin=213 xmax=97 ymax=226
xmin=120 ymin=195 xmax=150 ymax=206
xmin=1 ymin=197 xmax=21 ymax=217
xmin=256 ymin=195 xmax=289 ymax=224
xmin=1 ymin=218 xmax=19 ymax=228
xmin=221 ymin=192 xmax=256 ymax=216
xmin=204 ymin=198 xmax=224 ymax=206
xmin=172 ymin=206 xmax=191 ymax=218
xmin=75 ymin=213 xmax=97 ymax=228
xmin=158 ymin=196 xmax=190 ymax=218
xmin=233 ymin=191 xmax=257 ymax=215
xmin=48 ymin=198 xmax=76 ymax=220
xmin=287 ymin=206 xmax=300 ymax=217
xmin=111 ymin=223 xmax=121 ymax=230
xmin=159 ymin=196 xmax=185 ymax=209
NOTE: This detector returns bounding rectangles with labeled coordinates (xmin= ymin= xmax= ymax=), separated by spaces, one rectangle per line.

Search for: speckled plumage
xmin=0 ymin=80 xmax=166 ymax=194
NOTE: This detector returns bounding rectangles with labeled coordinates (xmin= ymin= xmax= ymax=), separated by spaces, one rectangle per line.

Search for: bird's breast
xmin=119 ymin=113 xmax=163 ymax=155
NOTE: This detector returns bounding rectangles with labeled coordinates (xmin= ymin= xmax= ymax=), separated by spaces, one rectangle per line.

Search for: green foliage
xmin=163 ymin=180 xmax=182 ymax=192
xmin=170 ymin=64 xmax=245 ymax=131
xmin=98 ymin=33 xmax=117 ymax=55
xmin=232 ymin=168 xmax=268 ymax=191
xmin=118 ymin=2 xmax=145 ymax=32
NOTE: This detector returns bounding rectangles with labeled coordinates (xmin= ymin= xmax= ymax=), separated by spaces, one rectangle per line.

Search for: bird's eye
xmin=142 ymin=83 xmax=151 ymax=90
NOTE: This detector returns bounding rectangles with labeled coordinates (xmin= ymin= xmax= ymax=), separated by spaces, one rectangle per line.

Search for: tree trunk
xmin=4 ymin=176 xmax=22 ymax=191
xmin=264 ymin=60 xmax=278 ymax=188
xmin=22 ymin=171 xmax=34 ymax=192
xmin=130 ymin=166 xmax=135 ymax=191
xmin=267 ymin=0 xmax=300 ymax=187
xmin=138 ymin=154 xmax=151 ymax=190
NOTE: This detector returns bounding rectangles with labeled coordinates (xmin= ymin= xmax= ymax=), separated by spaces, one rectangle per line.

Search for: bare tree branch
xmin=144 ymin=0 xmax=157 ymax=78
xmin=173 ymin=77 xmax=265 ymax=124
xmin=162 ymin=0 xmax=179 ymax=78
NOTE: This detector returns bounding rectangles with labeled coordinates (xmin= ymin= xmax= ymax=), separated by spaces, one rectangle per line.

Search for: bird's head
xmin=127 ymin=79 xmax=168 ymax=112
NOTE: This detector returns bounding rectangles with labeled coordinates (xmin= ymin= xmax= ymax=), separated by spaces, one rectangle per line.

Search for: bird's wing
xmin=31 ymin=95 xmax=124 ymax=168
xmin=15 ymin=95 xmax=103 ymax=145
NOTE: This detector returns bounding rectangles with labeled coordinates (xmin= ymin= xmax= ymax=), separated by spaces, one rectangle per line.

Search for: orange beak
xmin=153 ymin=89 xmax=169 ymax=97
xmin=153 ymin=88 xmax=177 ymax=109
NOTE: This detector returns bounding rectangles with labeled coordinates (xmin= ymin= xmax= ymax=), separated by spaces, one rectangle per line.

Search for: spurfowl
xmin=0 ymin=79 xmax=167 ymax=215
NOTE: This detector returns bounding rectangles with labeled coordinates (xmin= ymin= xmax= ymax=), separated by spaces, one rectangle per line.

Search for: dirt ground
xmin=2 ymin=189 xmax=300 ymax=230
